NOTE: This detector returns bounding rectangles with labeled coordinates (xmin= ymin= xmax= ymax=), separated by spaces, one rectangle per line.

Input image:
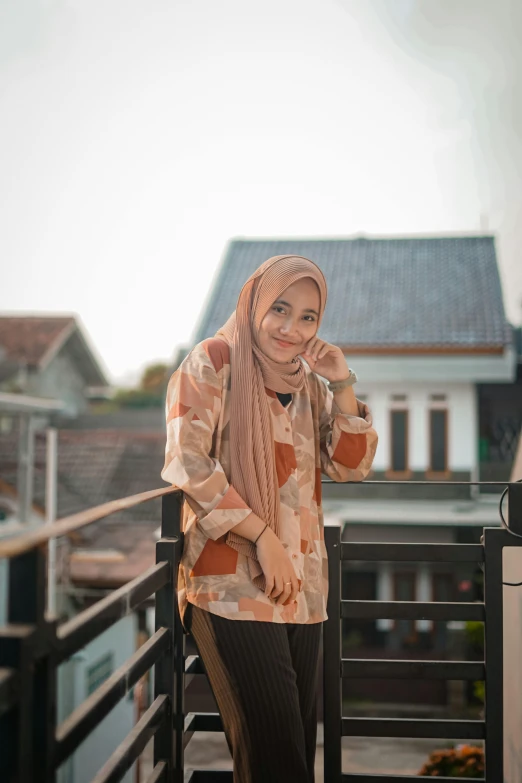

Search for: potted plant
xmin=418 ymin=745 xmax=485 ymax=777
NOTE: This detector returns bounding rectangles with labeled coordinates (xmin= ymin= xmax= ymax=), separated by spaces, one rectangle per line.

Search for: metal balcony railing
xmin=0 ymin=480 xmax=521 ymax=783
xmin=0 ymin=487 xmax=183 ymax=783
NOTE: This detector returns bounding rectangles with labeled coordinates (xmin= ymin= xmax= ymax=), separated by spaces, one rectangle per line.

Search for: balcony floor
xmin=139 ymin=724 xmax=457 ymax=779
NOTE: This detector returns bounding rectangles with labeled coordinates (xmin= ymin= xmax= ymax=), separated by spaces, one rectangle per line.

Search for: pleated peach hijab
xmin=215 ymin=255 xmax=327 ymax=581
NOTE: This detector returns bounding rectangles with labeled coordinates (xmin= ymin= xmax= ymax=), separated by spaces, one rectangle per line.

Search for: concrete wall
xmin=503 ymin=546 xmax=522 ymax=782
xmin=57 ymin=614 xmax=137 ymax=783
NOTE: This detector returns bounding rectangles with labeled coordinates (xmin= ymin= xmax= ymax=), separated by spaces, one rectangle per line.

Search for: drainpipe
xmin=46 ymin=427 xmax=58 ymax=617
xmin=17 ymin=413 xmax=34 ymax=523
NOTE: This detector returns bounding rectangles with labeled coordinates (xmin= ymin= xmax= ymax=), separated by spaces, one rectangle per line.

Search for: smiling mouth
xmin=274 ymin=337 xmax=297 ymax=348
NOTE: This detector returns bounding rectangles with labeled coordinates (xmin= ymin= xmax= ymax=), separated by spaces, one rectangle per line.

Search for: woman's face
xmin=258 ymin=277 xmax=321 ymax=363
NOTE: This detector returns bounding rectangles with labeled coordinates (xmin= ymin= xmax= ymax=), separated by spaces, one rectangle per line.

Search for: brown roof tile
xmin=0 ymin=316 xmax=75 ymax=366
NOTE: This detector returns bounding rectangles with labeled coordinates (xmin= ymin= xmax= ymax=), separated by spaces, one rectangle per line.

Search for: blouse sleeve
xmin=161 ymin=343 xmax=253 ymax=540
xmin=314 ymin=374 xmax=378 ymax=482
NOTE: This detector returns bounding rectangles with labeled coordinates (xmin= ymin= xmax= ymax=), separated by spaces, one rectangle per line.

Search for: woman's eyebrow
xmin=273 ymin=299 xmax=319 ymax=316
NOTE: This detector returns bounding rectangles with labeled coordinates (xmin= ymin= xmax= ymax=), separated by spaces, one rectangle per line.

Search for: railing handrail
xmin=0 ymin=485 xmax=180 ymax=559
xmin=322 ymin=479 xmax=513 ymax=485
xmin=0 ymin=478 xmax=513 ymax=560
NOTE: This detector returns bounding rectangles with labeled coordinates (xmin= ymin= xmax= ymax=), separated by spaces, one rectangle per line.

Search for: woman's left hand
xmin=301 ymin=338 xmax=350 ymax=382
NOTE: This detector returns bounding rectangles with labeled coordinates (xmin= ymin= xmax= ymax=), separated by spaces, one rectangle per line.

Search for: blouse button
xmin=292 ymin=553 xmax=298 ymax=559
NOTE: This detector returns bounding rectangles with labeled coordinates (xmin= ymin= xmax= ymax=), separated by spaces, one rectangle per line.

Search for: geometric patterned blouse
xmin=161 ymin=338 xmax=378 ymax=624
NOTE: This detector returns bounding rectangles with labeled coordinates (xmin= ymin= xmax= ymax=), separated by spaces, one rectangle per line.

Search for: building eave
xmin=323 ymin=496 xmax=503 ymax=527
xmin=339 ymin=344 xmax=506 ymax=355
xmin=0 ymin=391 xmax=64 ymax=414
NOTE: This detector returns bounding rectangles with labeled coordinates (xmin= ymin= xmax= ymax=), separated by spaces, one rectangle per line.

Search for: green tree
xmin=140 ymin=363 xmax=169 ymax=394
xmin=113 ymin=362 xmax=169 ymax=409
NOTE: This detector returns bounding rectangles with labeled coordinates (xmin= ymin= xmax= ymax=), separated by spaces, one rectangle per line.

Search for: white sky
xmin=1 ymin=0 xmax=521 ymax=385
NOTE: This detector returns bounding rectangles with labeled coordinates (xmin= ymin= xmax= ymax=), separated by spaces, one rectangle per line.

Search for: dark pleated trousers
xmin=186 ymin=603 xmax=322 ymax=783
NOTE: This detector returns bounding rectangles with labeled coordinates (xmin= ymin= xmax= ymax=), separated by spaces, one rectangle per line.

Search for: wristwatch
xmin=328 ymin=368 xmax=358 ymax=393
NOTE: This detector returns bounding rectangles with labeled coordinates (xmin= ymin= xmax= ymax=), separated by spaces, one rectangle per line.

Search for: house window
xmin=390 ymin=410 xmax=409 ymax=473
xmin=429 ymin=409 xmax=448 ymax=473
xmin=86 ymin=652 xmax=114 ymax=696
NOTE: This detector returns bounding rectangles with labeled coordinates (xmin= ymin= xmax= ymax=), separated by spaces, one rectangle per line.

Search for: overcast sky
xmin=1 ymin=0 xmax=521 ymax=385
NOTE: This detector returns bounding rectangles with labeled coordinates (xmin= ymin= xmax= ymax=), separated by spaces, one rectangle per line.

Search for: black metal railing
xmin=0 ymin=486 xmax=183 ymax=783
xmin=1 ymin=480 xmax=522 ymax=782
xmin=323 ymin=480 xmax=522 ymax=783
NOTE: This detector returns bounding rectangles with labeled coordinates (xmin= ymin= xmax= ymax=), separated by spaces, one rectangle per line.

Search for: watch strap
xmin=328 ymin=369 xmax=358 ymax=393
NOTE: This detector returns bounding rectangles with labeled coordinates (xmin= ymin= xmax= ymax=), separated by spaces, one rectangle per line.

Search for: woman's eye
xmin=273 ymin=306 xmax=285 ymax=314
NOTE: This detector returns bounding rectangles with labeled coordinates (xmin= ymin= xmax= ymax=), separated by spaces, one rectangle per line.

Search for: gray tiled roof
xmin=0 ymin=426 xmax=166 ymax=528
xmin=194 ymin=236 xmax=511 ymax=348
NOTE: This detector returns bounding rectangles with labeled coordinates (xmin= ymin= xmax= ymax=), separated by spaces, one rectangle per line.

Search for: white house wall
xmin=357 ymin=382 xmax=476 ymax=473
xmin=351 ymin=349 xmax=516 ymax=383
xmin=57 ymin=614 xmax=137 ymax=783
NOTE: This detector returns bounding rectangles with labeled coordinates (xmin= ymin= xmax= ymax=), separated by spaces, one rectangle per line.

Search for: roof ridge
xmin=229 ymin=233 xmax=496 ymax=244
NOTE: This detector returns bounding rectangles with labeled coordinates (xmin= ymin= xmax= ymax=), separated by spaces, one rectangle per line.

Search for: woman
xmin=161 ymin=255 xmax=378 ymax=782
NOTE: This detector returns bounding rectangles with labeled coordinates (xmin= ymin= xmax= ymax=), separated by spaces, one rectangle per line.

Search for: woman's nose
xmin=280 ymin=319 xmax=298 ymax=335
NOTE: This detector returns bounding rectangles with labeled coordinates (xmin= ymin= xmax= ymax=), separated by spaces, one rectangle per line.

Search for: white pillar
xmin=377 ymin=564 xmax=393 ymax=631
xmin=46 ymin=428 xmax=58 ymax=618
xmin=470 ymin=385 xmax=480 ymax=498
xmin=17 ymin=413 xmax=34 ymax=523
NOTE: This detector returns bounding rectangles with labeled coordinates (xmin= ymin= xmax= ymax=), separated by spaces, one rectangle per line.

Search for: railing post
xmin=483 ymin=525 xmax=504 ymax=783
xmin=0 ymin=546 xmax=56 ymax=783
xmin=154 ymin=491 xmax=184 ymax=783
xmin=323 ymin=524 xmax=342 ymax=783
xmin=508 ymin=482 xmax=522 ymax=535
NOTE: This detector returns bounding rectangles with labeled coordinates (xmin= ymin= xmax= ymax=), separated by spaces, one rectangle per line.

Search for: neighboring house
xmin=0 ymin=314 xmax=166 ymax=602
xmin=0 ymin=315 xmax=109 ymax=417
xmin=0 ymin=318 xmax=159 ymax=783
xmin=190 ymin=234 xmax=520 ymax=706
xmin=195 ymin=235 xmax=515 ymax=494
xmin=0 ymin=314 xmax=111 ymax=527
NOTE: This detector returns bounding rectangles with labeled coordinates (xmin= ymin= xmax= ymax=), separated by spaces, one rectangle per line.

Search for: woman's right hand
xmin=256 ymin=526 xmax=299 ymax=606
